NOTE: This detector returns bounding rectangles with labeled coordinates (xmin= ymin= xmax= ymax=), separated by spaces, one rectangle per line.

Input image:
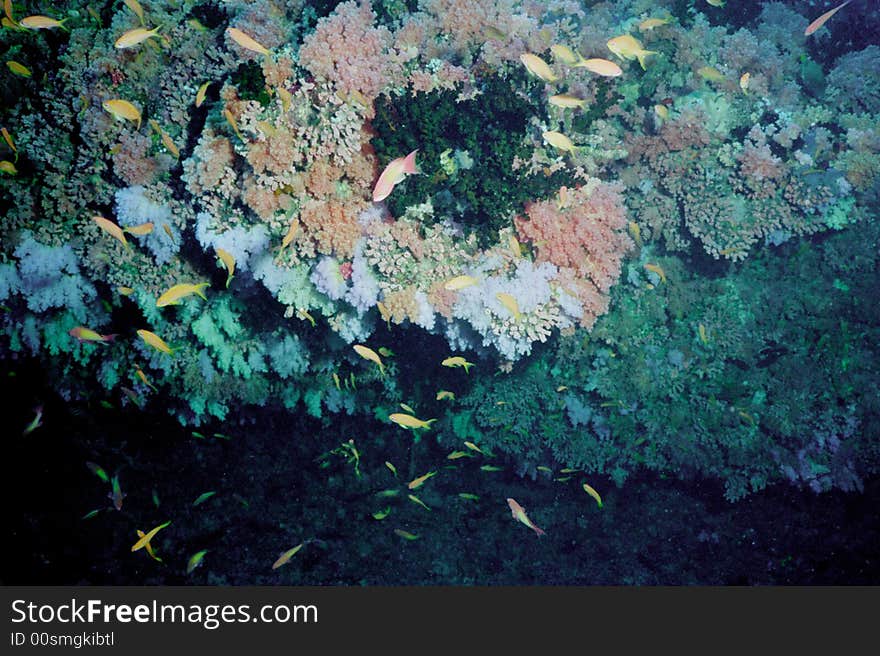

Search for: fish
xmin=537 ymin=466 xmax=553 ymax=473
xmin=464 ymin=441 xmax=484 ymax=454
xmin=0 ymin=160 xmax=17 ymax=175
xmin=6 ymin=61 xmax=31 ymax=77
xmin=213 ymin=247 xmax=235 ymax=288
xmin=296 ymin=308 xmax=316 ymax=327
xmin=123 ymin=222 xmax=154 ymax=236
xmin=137 ymin=328 xmax=175 ymax=355
xmin=548 ymin=93 xmax=587 ymax=109
xmin=135 ymin=528 xmax=163 ymax=561
xmin=1 ymin=16 xmax=18 ymax=29
xmin=280 ymin=219 xmax=300 ymax=251
xmin=519 ymin=53 xmax=559 ymax=82
xmin=542 ymin=130 xmax=577 ymax=153
xmin=377 ymin=347 xmax=394 ymax=357
xmin=643 ymin=262 xmax=667 ymax=283
xmin=1 ymin=127 xmax=16 ymax=153
xmin=394 ymin=529 xmax=420 ymax=541
xmin=223 ymin=109 xmax=245 ymax=142
xmin=458 ymin=493 xmax=480 ymax=501
xmin=82 ymin=509 xmax=105 ymax=520
xmin=271 ymin=543 xmax=303 ymax=569
xmin=388 ymin=413 xmax=436 ymax=430
xmin=699 ymin=323 xmax=709 ymax=345
xmin=654 ymin=104 xmax=669 ymax=120
xmin=509 ymin=235 xmax=522 ymax=258
xmin=550 ymin=44 xmax=583 ymax=66
xmin=606 ymin=34 xmax=658 ymax=70
xmin=123 ymin=0 xmax=145 ymax=24
xmin=443 ymin=275 xmax=478 ymax=291
xmin=92 ymin=216 xmax=130 ymax=250
xmin=447 ymin=451 xmax=469 ymax=460
xmin=22 ymin=405 xmax=43 ymax=436
xmin=507 ymin=498 xmax=545 ymax=536
xmin=628 ymin=221 xmax=642 ymax=246
xmin=441 ymin=356 xmax=474 ymax=373
xmin=86 ymin=461 xmax=110 ymax=483
xmin=436 ymin=390 xmax=455 ymax=401
xmin=19 ymin=15 xmax=68 ymax=30
xmin=3 ymin=0 xmax=13 ymax=23
xmin=407 ymin=471 xmax=437 ymax=490
xmin=495 ymin=292 xmax=522 ymax=319
xmin=706 ymin=0 xmax=724 ymax=6
xmin=114 ymin=26 xmax=161 ymax=49
xmin=103 ymin=99 xmax=142 ymax=129
xmin=372 ymin=507 xmax=392 ymax=520
xmin=806 ymin=0 xmax=852 ymax=36
xmin=108 ymin=474 xmax=126 ymax=510
xmin=739 ymin=72 xmax=750 ymax=93
xmin=385 ymin=461 xmax=397 ymax=476
xmin=400 ymin=402 xmax=416 ymax=414
xmin=195 ymin=81 xmax=211 ymax=107
xmin=408 ymin=494 xmax=431 ymax=511
xmin=353 ymin=344 xmax=385 ymax=376
xmin=131 ymin=520 xmax=171 ymax=553
xmin=372 ymin=149 xmax=419 ymax=202
xmin=277 ymin=86 xmax=292 ymax=112
xmin=135 ymin=365 xmax=157 ymax=391
xmin=583 ymin=482 xmax=603 ymax=508
xmin=148 ymin=119 xmax=179 ymax=158
xmin=376 ymin=489 xmax=399 ymax=498
xmin=156 ymin=282 xmax=209 ymax=307
xmin=193 ymin=491 xmax=216 ymax=506
xmin=117 ymin=286 xmax=135 ymax=296
xmin=480 ymin=464 xmax=503 ymax=472
xmin=484 ymin=25 xmax=507 ymax=41
xmin=186 ymin=549 xmax=208 ymax=574
xmin=162 ymin=224 xmax=175 ymax=241
xmin=639 ymin=17 xmax=672 ymax=31
xmin=69 ymin=326 xmax=116 ymax=343
xmin=575 ymin=57 xmax=623 ymax=77
xmin=697 ymin=66 xmax=725 ymax=82
xmin=226 ymin=27 xmax=271 ymax=56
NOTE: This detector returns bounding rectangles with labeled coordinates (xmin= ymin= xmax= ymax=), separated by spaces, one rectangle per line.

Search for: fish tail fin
xmin=103 ymin=334 xmax=118 ymax=343
xmin=637 ymin=50 xmax=658 ymax=70
xmin=402 ymin=149 xmax=419 ymax=175
xmin=196 ymin=282 xmax=210 ymax=300
xmin=534 ymin=526 xmax=546 ymax=536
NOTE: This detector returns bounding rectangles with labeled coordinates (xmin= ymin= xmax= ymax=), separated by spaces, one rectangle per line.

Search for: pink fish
xmin=372 ymin=149 xmax=419 ymax=202
xmin=805 ymin=0 xmax=852 ymax=36
xmin=507 ymin=497 xmax=546 ymax=536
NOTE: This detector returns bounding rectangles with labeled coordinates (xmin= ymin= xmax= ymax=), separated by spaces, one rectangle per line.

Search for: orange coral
xmin=298 ymin=198 xmax=365 ymax=259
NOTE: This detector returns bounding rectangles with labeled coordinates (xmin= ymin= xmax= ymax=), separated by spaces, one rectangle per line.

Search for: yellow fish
xmin=408 ymin=494 xmax=431 ymax=511
xmin=550 ymin=44 xmax=583 ymax=66
xmin=186 ymin=550 xmax=208 ymax=574
xmin=441 ymin=356 xmax=474 ymax=373
xmin=509 ymin=235 xmax=522 ymax=258
xmin=583 ymin=482 xmax=603 ymax=508
xmin=495 ymin=292 xmax=521 ymax=319
xmin=400 ymin=402 xmax=416 ymax=414
xmin=352 ymin=344 xmax=385 ymax=376
xmin=271 ymin=543 xmax=303 ymax=570
xmin=195 ymin=81 xmax=211 ymax=108
xmin=407 ymin=471 xmax=437 ymax=490
xmin=639 ymin=17 xmax=672 ymax=31
xmin=156 ymin=282 xmax=209 ymax=307
xmin=123 ymin=0 xmax=145 ymax=24
xmin=137 ymin=329 xmax=175 ymax=355
xmin=447 ymin=451 xmax=469 ymax=460
xmin=464 ymin=441 xmax=484 ymax=454
xmin=134 ymin=529 xmax=163 ymax=561
xmin=6 ymin=60 xmax=31 ymax=77
xmin=226 ymin=27 xmax=271 ymax=56
xmin=3 ymin=0 xmax=14 ymax=23
xmin=372 ymin=507 xmax=392 ymax=520
xmin=388 ymin=413 xmax=436 ymax=430
xmin=654 ymin=104 xmax=669 ymax=120
xmin=114 ymin=26 xmax=161 ymax=49
xmin=606 ymin=34 xmax=658 ymax=70
xmin=628 ymin=221 xmax=642 ymax=246
xmin=2 ymin=127 xmax=16 ymax=153
xmin=697 ymin=66 xmax=725 ymax=82
xmin=280 ymin=218 xmax=299 ymax=252
xmin=699 ymin=323 xmax=709 ymax=344
xmin=548 ymin=93 xmax=587 ymax=109
xmin=575 ymin=58 xmax=623 ymax=77
xmin=519 ymin=53 xmax=559 ymax=82
xmin=542 ymin=130 xmax=577 ymax=154
xmin=384 ymin=461 xmax=397 ymax=476
xmin=103 ymin=99 xmax=142 ymax=129
xmin=394 ymin=529 xmax=419 ymax=540
xmin=123 ymin=222 xmax=154 ymax=236
xmin=277 ymin=86 xmax=292 ymax=112
xmin=148 ymin=119 xmax=179 ymax=158
xmin=643 ymin=262 xmax=667 ymax=283
xmin=223 ymin=108 xmax=245 ymax=142
xmin=436 ymin=390 xmax=455 ymax=401
xmin=739 ymin=72 xmax=750 ymax=94
xmin=91 ymin=216 xmax=130 ymax=250
xmin=215 ymin=247 xmax=235 ymax=288
xmin=443 ymin=275 xmax=478 ymax=291
xmin=19 ymin=15 xmax=68 ymax=30
xmin=117 ymin=286 xmax=135 ymax=296
xmin=706 ymin=0 xmax=724 ymax=6
xmin=0 ymin=160 xmax=16 ymax=174
xmin=131 ymin=520 xmax=171 ymax=552
xmin=135 ymin=365 xmax=157 ymax=391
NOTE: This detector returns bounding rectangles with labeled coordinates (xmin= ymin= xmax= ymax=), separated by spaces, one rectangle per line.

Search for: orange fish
xmin=372 ymin=149 xmax=418 ymax=202
xmin=69 ymin=326 xmax=117 ymax=343
xmin=805 ymin=0 xmax=852 ymax=36
xmin=506 ymin=497 xmax=545 ymax=536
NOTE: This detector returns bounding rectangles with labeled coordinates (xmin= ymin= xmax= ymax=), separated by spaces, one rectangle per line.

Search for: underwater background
xmin=1 ymin=0 xmax=878 ymax=585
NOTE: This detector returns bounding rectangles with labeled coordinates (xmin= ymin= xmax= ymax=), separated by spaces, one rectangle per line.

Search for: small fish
xmin=738 ymin=410 xmax=755 ymax=425
xmin=583 ymin=482 xmax=603 ymax=508
xmin=654 ymin=104 xmax=669 ymax=120
xmin=156 ymin=282 xmax=209 ymax=307
xmin=372 ymin=507 xmax=392 ymax=520
xmin=103 ymin=99 xmax=142 ymax=129
xmin=1 ymin=127 xmax=16 ymax=153
xmin=148 ymin=119 xmax=179 ymax=157
xmin=509 ymin=235 xmax=522 ymax=258
xmin=706 ymin=0 xmax=725 ymax=7
xmin=19 ymin=15 xmax=68 ymax=30
xmin=385 ymin=461 xmax=397 ymax=476
xmin=92 ymin=216 xmax=130 ymax=250
xmin=542 ymin=130 xmax=577 ymax=154
xmin=296 ymin=308 xmax=316 ymax=327
xmin=123 ymin=0 xmax=145 ymax=24
xmin=443 ymin=275 xmax=478 ymax=291
xmin=550 ymin=44 xmax=583 ymax=66
xmin=332 ymin=372 xmax=341 ymax=390
xmin=152 ymin=488 xmax=160 ymax=507
xmin=400 ymin=402 xmax=416 ymax=414
xmin=739 ymin=72 xmax=750 ymax=93
xmin=0 ymin=160 xmax=17 ymax=175
xmin=639 ymin=17 xmax=672 ymax=31
xmin=373 ymin=149 xmax=419 ymax=202
xmin=495 ymin=292 xmax=522 ymax=319
xmin=1 ymin=16 xmax=19 ymax=29
xmin=69 ymin=326 xmax=116 ymax=343
xmin=114 ymin=26 xmax=161 ymax=49
xmin=211 ymin=247 xmax=235 ymax=288
xmin=458 ymin=493 xmax=480 ymax=501
xmin=480 ymin=464 xmax=503 ymax=472
xmin=226 ymin=26 xmax=271 ymax=56
xmin=377 ymin=347 xmax=394 ymax=358
xmin=193 ymin=491 xmax=216 ymax=506
xmin=606 ymin=34 xmax=658 ymax=70
xmin=548 ymin=93 xmax=587 ymax=109
xmin=520 ymin=53 xmax=559 ymax=82
xmin=3 ymin=0 xmax=13 ymax=23
xmin=559 ymin=468 xmax=580 ymax=474
xmin=82 ymin=508 xmax=104 ymax=520
xmin=117 ymin=286 xmax=135 ymax=296
xmin=223 ymin=108 xmax=245 ymax=142
xmin=464 ymin=441 xmax=484 ymax=454
xmin=195 ymin=81 xmax=211 ymax=107
xmin=556 ymin=386 xmax=568 ymax=392
xmin=353 ymin=344 xmax=385 ymax=376
xmin=643 ymin=262 xmax=666 ymax=283
xmin=447 ymin=451 xmax=469 ymax=460
xmin=436 ymin=390 xmax=455 ymax=401
xmin=507 ymin=498 xmax=545 ymax=536
xmin=277 ymin=86 xmax=292 ymax=112
xmin=698 ymin=323 xmax=709 ymax=345
xmin=122 ymin=222 xmax=154 ymax=236
xmin=806 ymin=0 xmax=852 ymax=36
xmin=135 ymin=529 xmax=163 ymax=562
xmin=271 ymin=543 xmax=303 ymax=569
xmin=575 ymin=58 xmax=623 ymax=77
xmin=628 ymin=221 xmax=642 ymax=246
xmin=86 ymin=461 xmax=110 ymax=483
xmin=537 ymin=466 xmax=553 ymax=474
xmin=407 ymin=471 xmax=437 ymax=490
xmin=394 ymin=529 xmax=419 ymax=541
xmin=388 ymin=413 xmax=436 ymax=430
xmin=484 ymin=25 xmax=507 ymax=41
xmin=376 ymin=489 xmax=400 ymax=498
xmin=186 ymin=549 xmax=208 ymax=574
xmin=137 ymin=329 xmax=175 ymax=355
xmin=442 ymin=356 xmax=474 ymax=373
xmin=408 ymin=494 xmax=431 ymax=511
xmin=108 ymin=474 xmax=126 ymax=510
xmin=22 ymin=405 xmax=43 ymax=436
xmin=161 ymin=224 xmax=175 ymax=241
xmin=697 ymin=66 xmax=725 ymax=82
xmin=132 ymin=521 xmax=171 ymax=553
xmin=6 ymin=60 xmax=31 ymax=77
xmin=555 ymin=476 xmax=572 ymax=483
